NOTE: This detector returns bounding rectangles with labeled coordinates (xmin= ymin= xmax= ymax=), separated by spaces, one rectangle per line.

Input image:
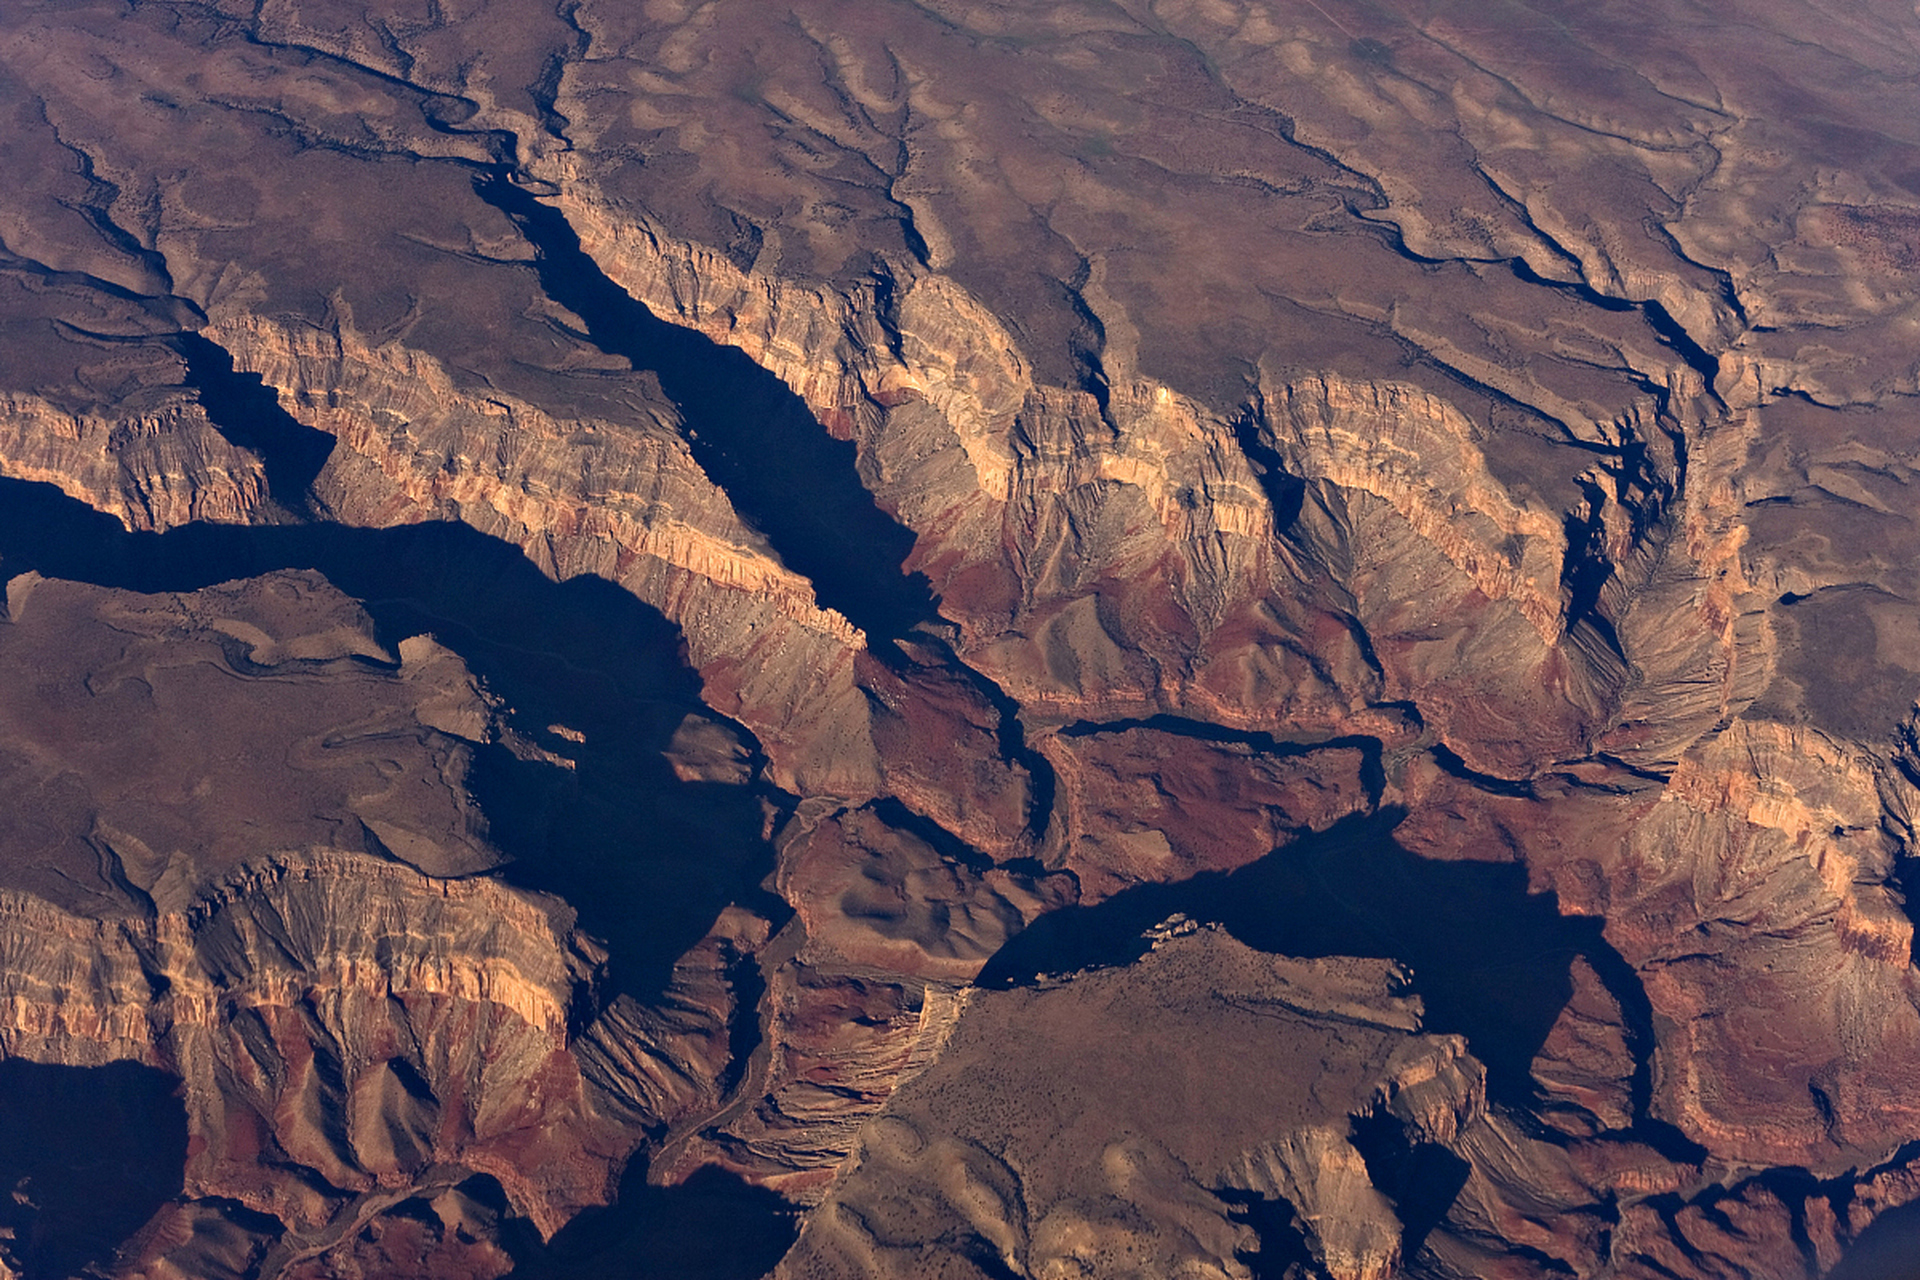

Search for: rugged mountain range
xmin=2 ymin=0 xmax=1920 ymax=1276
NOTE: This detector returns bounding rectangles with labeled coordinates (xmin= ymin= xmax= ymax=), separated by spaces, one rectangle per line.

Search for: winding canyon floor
xmin=3 ymin=0 xmax=1920 ymax=1277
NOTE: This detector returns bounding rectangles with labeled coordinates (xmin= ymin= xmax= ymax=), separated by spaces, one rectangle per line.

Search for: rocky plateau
xmin=2 ymin=0 xmax=1920 ymax=1277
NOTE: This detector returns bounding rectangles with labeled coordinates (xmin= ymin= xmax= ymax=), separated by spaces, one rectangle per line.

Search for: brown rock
xmin=664 ymin=965 xmax=965 ymax=1204
xmin=776 ymin=806 xmax=1073 ymax=981
xmin=6 ymin=0 xmax=1920 ymax=1274
xmin=0 ymin=570 xmax=740 ymax=1272
xmin=1045 ymin=726 xmax=1374 ymax=901
xmin=777 ymin=925 xmax=1483 ymax=1280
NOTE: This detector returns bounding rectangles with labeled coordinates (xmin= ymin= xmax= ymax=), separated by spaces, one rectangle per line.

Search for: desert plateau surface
xmin=3 ymin=0 xmax=1920 ymax=1276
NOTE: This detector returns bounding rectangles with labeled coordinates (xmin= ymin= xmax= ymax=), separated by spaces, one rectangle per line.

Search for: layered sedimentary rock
xmin=0 ymin=570 xmax=745 ymax=1278
xmin=3 ymin=0 xmax=1920 ymax=1276
xmin=0 ymin=275 xmax=267 ymax=532
xmin=656 ymin=963 xmax=969 ymax=1205
xmin=219 ymin=310 xmax=878 ymax=798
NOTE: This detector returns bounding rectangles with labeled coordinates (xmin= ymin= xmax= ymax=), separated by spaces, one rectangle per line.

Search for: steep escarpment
xmin=541 ymin=165 xmax=1741 ymax=784
xmin=0 ymin=857 xmax=616 ymax=1222
xmin=505 ymin=112 xmax=1920 ymax=1280
xmin=0 ymin=390 xmax=263 ymax=533
xmin=0 ymin=569 xmax=759 ymax=1278
xmin=214 ymin=310 xmax=879 ymax=798
xmin=4 ymin=0 xmax=1920 ymax=1277
xmin=0 ymin=275 xmax=267 ymax=531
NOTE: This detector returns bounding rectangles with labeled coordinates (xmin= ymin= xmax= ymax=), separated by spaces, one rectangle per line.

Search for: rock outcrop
xmin=776 ymin=924 xmax=1483 ymax=1280
xmin=0 ymin=570 xmax=743 ymax=1277
xmin=4 ymin=0 xmax=1920 ymax=1276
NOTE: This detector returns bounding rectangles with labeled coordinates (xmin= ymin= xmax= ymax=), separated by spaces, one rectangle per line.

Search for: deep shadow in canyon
xmin=0 ymin=1059 xmax=188 ymax=1280
xmin=0 ymin=475 xmax=784 ymax=1005
xmin=476 ymin=171 xmax=941 ymax=653
xmin=1348 ymin=1103 xmax=1472 ymax=1263
xmin=174 ymin=331 xmax=336 ymax=517
xmin=0 ymin=475 xmax=805 ymax=1272
xmin=501 ymin=1163 xmax=797 ymax=1280
xmin=972 ymin=809 xmax=1677 ymax=1269
xmin=0 ymin=473 xmax=1707 ymax=1274
xmin=976 ymin=809 xmax=1607 ymax=1112
xmin=1830 ymin=1196 xmax=1920 ymax=1280
xmin=1218 ymin=1188 xmax=1317 ymax=1280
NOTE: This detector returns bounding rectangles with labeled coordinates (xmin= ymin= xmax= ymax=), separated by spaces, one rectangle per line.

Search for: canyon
xmin=1 ymin=0 xmax=1919 ymax=1276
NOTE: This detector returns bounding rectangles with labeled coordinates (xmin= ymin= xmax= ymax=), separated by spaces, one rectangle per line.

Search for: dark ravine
xmin=908 ymin=631 xmax=1061 ymax=841
xmin=1831 ymin=1194 xmax=1920 ymax=1280
xmin=0 ymin=1059 xmax=188 ymax=1280
xmin=1348 ymin=1103 xmax=1473 ymax=1264
xmin=0 ymin=192 xmax=1738 ymax=1280
xmin=479 ymin=169 xmax=1064 ymax=846
xmin=8 ymin=2 xmax=1920 ymax=1272
xmin=0 ymin=475 xmax=787 ymax=1001
xmin=0 ymin=462 xmax=1682 ymax=1272
xmin=501 ymin=1164 xmax=798 ymax=1280
xmin=717 ymin=948 xmax=769 ymax=1100
xmin=1427 ymin=742 xmax=1537 ymax=798
xmin=1217 ymin=1187 xmax=1319 ymax=1280
xmin=974 ymin=808 xmax=1605 ymax=1110
xmin=1576 ymin=928 xmax=1712 ymax=1168
xmin=1230 ymin=406 xmax=1309 ymax=532
xmin=173 ymin=330 xmax=336 ymax=517
xmin=475 ymin=170 xmax=943 ymax=650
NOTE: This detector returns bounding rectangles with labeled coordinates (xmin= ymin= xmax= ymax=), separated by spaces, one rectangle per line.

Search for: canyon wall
xmin=2 ymin=0 xmax=1920 ymax=1275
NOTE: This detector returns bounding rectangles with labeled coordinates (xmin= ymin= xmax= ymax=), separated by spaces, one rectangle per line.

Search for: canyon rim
xmin=3 ymin=0 xmax=1920 ymax=1276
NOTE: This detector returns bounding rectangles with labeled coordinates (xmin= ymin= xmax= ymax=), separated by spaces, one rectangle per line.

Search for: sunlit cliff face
xmin=2 ymin=0 xmax=1920 ymax=1276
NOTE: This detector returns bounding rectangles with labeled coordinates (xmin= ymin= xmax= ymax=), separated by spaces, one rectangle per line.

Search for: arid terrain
xmin=2 ymin=0 xmax=1920 ymax=1276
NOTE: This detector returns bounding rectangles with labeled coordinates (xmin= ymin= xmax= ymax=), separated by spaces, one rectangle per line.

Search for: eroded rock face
xmin=1043 ymin=725 xmax=1375 ymax=900
xmin=0 ymin=276 xmax=267 ymax=532
xmin=4 ymin=0 xmax=1920 ymax=1276
xmin=0 ymin=571 xmax=743 ymax=1277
